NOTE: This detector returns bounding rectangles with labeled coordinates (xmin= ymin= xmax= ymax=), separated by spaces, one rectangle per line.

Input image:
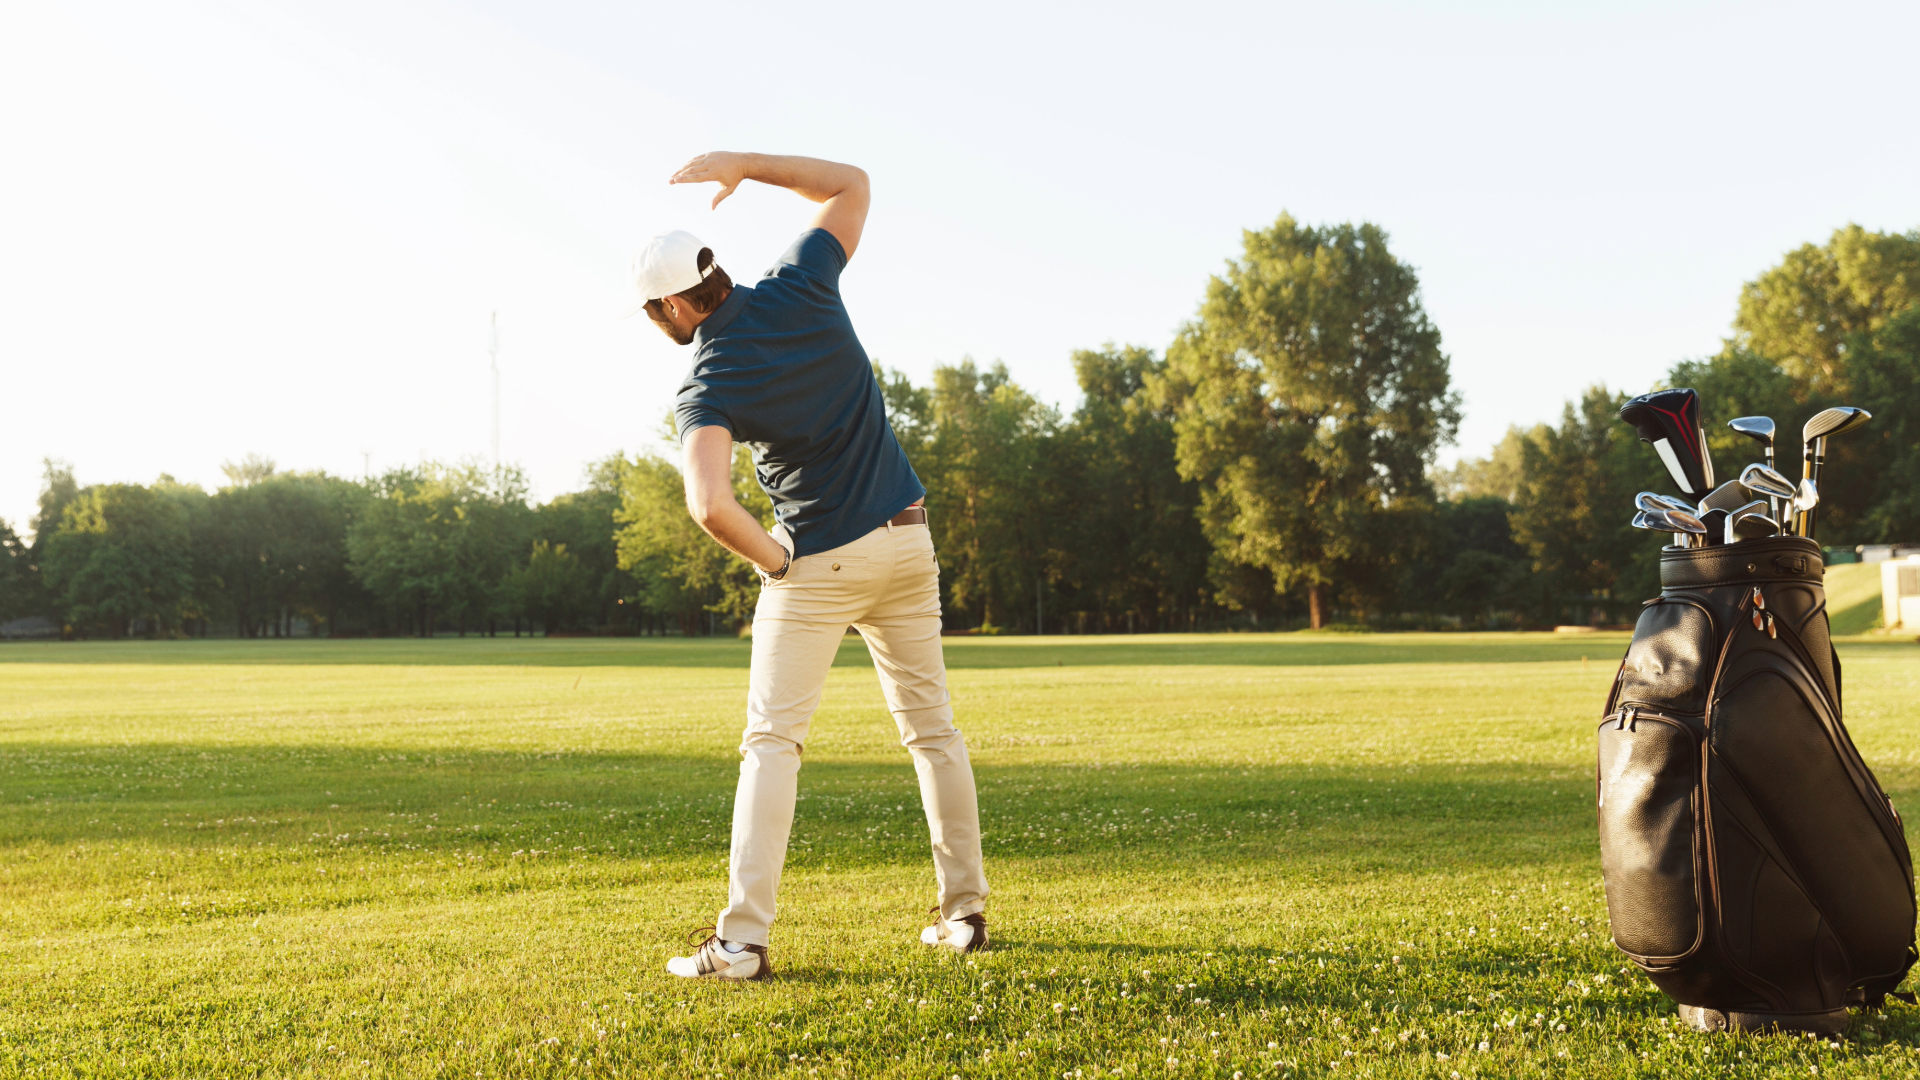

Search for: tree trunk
xmin=1308 ymin=583 xmax=1326 ymax=630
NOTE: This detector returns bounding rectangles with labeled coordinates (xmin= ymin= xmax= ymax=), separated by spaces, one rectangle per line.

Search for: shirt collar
xmin=691 ymin=285 xmax=750 ymax=349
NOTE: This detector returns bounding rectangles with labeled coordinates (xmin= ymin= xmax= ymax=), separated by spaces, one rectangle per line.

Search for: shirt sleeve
xmin=767 ymin=228 xmax=848 ymax=293
xmin=674 ymin=395 xmax=731 ymax=444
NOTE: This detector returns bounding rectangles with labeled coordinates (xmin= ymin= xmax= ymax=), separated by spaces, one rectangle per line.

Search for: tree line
xmin=3 ymin=220 xmax=1915 ymax=639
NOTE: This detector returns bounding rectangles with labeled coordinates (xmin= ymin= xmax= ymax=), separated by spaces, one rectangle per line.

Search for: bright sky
xmin=4 ymin=1 xmax=1916 ymax=537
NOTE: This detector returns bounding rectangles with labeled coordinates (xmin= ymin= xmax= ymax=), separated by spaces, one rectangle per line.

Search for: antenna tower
xmin=488 ymin=310 xmax=501 ymax=469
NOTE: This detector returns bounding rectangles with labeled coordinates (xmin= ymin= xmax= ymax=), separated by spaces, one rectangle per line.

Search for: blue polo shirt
xmin=673 ymin=228 xmax=925 ymax=559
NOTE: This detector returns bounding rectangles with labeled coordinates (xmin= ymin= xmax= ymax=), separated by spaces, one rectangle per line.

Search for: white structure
xmin=1882 ymin=554 xmax=1920 ymax=630
xmin=488 ymin=310 xmax=501 ymax=468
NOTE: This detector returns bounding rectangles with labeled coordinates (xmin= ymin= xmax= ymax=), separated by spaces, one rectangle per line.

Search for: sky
xmin=3 ymin=0 xmax=1917 ymax=537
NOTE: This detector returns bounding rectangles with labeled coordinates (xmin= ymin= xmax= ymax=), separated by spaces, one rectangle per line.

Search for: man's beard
xmin=648 ymin=311 xmax=694 ymax=346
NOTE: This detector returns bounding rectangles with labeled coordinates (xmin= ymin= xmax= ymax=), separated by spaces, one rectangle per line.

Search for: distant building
xmin=1881 ymin=554 xmax=1920 ymax=630
xmin=0 ymin=616 xmax=58 ymax=640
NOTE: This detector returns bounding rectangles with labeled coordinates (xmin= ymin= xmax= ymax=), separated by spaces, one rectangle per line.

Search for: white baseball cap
xmin=619 ymin=230 xmax=714 ymax=317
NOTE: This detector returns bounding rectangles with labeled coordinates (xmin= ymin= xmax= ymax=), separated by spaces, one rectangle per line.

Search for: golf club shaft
xmin=1801 ymin=436 xmax=1825 ymax=538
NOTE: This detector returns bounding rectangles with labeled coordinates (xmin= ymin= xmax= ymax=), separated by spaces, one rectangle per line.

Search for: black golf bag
xmin=1596 ymin=535 xmax=1916 ymax=1033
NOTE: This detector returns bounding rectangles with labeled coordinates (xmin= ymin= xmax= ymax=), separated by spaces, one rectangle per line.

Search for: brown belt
xmin=890 ymin=504 xmax=927 ymax=527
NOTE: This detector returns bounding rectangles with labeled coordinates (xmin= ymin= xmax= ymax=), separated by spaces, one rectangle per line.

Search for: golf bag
xmin=1597 ymin=535 xmax=1916 ymax=1033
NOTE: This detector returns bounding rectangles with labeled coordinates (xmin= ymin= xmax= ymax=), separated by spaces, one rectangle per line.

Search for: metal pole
xmin=488 ymin=310 xmax=501 ymax=470
xmin=1036 ymin=575 xmax=1043 ymax=635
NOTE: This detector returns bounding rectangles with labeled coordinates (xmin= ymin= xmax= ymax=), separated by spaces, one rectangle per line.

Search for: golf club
xmin=1698 ymin=508 xmax=1731 ymax=546
xmin=1728 ymin=416 xmax=1778 ymax=518
xmin=1620 ymin=388 xmax=1715 ymax=497
xmin=1698 ymin=479 xmax=1754 ymax=515
xmin=1724 ymin=500 xmax=1775 ymax=543
xmin=1738 ymin=463 xmax=1797 ymax=531
xmin=1798 ymin=407 xmax=1871 ymax=538
xmin=1790 ymin=477 xmax=1820 ymax=525
xmin=1636 ymin=491 xmax=1695 ymax=515
xmin=1634 ymin=507 xmax=1708 ymax=547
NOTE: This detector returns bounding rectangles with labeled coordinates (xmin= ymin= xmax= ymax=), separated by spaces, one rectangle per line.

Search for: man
xmin=624 ymin=153 xmax=989 ymax=981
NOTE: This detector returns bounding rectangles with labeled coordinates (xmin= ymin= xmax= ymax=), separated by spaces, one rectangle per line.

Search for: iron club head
xmin=1697 ymin=480 xmax=1754 ymax=514
xmin=1635 ymin=491 xmax=1694 ymax=515
xmin=1737 ymin=464 xmax=1796 ymax=501
xmin=1724 ymin=500 xmax=1773 ymax=543
xmin=1635 ymin=507 xmax=1708 ymax=547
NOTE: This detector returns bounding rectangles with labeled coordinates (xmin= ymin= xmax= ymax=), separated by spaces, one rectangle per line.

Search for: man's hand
xmin=668 ymin=152 xmax=870 ymax=258
xmin=668 ymin=152 xmax=752 ymax=210
xmin=681 ymin=424 xmax=791 ymax=575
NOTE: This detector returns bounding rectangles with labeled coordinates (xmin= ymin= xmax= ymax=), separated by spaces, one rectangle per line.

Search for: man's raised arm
xmin=668 ymin=153 xmax=870 ymax=258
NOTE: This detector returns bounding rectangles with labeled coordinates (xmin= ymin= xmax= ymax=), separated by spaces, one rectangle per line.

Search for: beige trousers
xmin=714 ymin=520 xmax=989 ymax=947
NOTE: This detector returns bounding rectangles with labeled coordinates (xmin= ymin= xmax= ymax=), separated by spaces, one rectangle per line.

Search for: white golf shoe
xmin=920 ymin=909 xmax=988 ymax=953
xmin=666 ymin=930 xmax=772 ymax=981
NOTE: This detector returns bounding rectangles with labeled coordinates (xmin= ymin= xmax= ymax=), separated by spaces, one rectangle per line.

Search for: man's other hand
xmin=669 ymin=152 xmax=750 ymax=209
xmin=667 ymin=152 xmax=870 ymax=258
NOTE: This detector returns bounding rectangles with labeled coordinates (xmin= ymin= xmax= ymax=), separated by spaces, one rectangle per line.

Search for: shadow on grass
xmin=0 ymin=633 xmax=1647 ymax=670
xmin=0 ymin=742 xmax=1601 ymax=875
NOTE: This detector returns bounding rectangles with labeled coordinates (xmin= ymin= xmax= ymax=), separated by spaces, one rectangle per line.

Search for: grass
xmin=1826 ymin=562 xmax=1890 ymax=637
xmin=3 ymin=631 xmax=1919 ymax=1078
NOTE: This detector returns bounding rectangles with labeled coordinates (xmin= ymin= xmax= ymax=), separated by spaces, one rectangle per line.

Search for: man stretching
xmin=623 ymin=152 xmax=989 ymax=980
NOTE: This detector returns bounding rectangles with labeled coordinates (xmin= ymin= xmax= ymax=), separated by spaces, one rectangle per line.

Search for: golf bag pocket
xmin=1598 ymin=710 xmax=1703 ymax=963
xmin=1616 ymin=599 xmax=1716 ymax=715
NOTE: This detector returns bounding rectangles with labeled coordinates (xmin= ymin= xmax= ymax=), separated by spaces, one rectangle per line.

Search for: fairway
xmin=4 ymin=633 xmax=1920 ymax=1079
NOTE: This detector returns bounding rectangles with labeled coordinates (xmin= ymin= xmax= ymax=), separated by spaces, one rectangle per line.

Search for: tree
xmin=1045 ymin=345 xmax=1209 ymax=631
xmin=0 ymin=519 xmax=35 ymax=623
xmin=346 ymin=462 xmax=529 ymax=636
xmin=39 ymin=483 xmax=196 ymax=637
xmin=1850 ymin=307 xmax=1920 ymax=542
xmin=917 ymin=360 xmax=1058 ymax=631
xmin=1506 ymin=387 xmax=1664 ymax=625
xmin=1433 ymin=427 xmax=1528 ymax=503
xmin=530 ymin=454 xmax=636 ymax=633
xmin=1732 ymin=225 xmax=1920 ymax=396
xmin=500 ymin=541 xmax=596 ymax=635
xmin=206 ymin=470 xmax=372 ymax=638
xmin=1156 ymin=214 xmax=1461 ymax=627
xmin=614 ymin=445 xmax=770 ymax=635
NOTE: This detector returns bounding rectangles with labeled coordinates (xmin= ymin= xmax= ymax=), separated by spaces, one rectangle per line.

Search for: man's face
xmin=645 ymin=298 xmax=697 ymax=346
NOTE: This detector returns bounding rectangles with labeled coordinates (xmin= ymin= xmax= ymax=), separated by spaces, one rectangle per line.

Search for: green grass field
xmin=4 ymin=632 xmax=1920 ymax=1078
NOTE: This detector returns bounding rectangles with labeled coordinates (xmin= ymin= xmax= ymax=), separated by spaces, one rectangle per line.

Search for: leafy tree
xmin=206 ymin=470 xmax=373 ymax=637
xmin=0 ymin=519 xmax=36 ymax=623
xmin=346 ymin=462 xmax=529 ymax=636
xmin=918 ymin=360 xmax=1058 ymax=631
xmin=19 ymin=459 xmax=79 ymax=623
xmin=1667 ymin=348 xmax=1803 ymax=467
xmin=614 ymin=446 xmax=770 ymax=635
xmin=1850 ymin=307 xmax=1920 ymax=542
xmin=1045 ymin=345 xmax=1209 ymax=631
xmin=1433 ymin=428 xmax=1528 ymax=503
xmin=530 ymin=454 xmax=636 ymax=633
xmin=1156 ymin=214 xmax=1461 ymax=627
xmin=1507 ymin=387 xmax=1664 ymax=624
xmin=40 ymin=483 xmax=196 ymax=637
xmin=875 ymin=363 xmax=934 ymax=459
xmin=500 ymin=541 xmax=596 ymax=635
xmin=1733 ymin=225 xmax=1920 ymax=396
